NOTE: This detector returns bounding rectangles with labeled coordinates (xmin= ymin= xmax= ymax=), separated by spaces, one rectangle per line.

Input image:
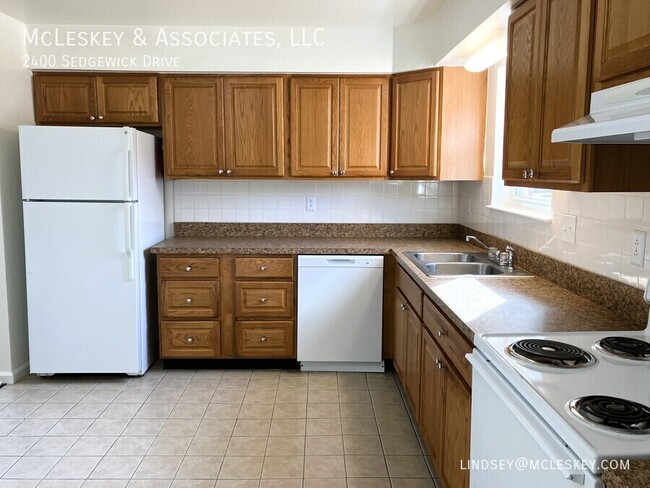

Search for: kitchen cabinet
xmin=33 ymin=73 xmax=159 ymax=125
xmin=391 ymin=68 xmax=486 ymax=180
xmin=290 ymin=76 xmax=389 ymax=178
xmin=157 ymin=254 xmax=296 ymax=359
xmin=503 ymin=0 xmax=593 ymax=189
xmin=393 ymin=265 xmax=472 ymax=488
xmin=162 ymin=76 xmax=225 ymax=178
xmin=593 ymin=0 xmax=650 ymax=88
xmin=224 ymin=76 xmax=287 ymax=177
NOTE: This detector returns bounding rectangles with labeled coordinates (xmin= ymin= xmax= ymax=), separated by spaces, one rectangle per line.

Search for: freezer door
xmin=19 ymin=126 xmax=137 ymax=201
xmin=23 ymin=201 xmax=142 ymax=374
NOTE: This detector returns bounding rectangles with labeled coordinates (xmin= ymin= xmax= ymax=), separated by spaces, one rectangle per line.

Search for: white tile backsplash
xmin=172 ymin=179 xmax=459 ymax=224
xmin=460 ymin=177 xmax=650 ymax=290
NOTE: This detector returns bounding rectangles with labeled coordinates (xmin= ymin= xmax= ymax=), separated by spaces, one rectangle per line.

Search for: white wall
xmin=23 ymin=25 xmax=393 ymax=73
xmin=0 ymin=12 xmax=34 ymax=383
xmin=393 ymin=0 xmax=508 ymax=72
xmin=172 ymin=180 xmax=459 ymax=224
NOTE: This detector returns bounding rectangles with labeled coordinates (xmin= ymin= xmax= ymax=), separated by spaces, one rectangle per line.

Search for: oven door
xmin=468 ymin=351 xmax=604 ymax=488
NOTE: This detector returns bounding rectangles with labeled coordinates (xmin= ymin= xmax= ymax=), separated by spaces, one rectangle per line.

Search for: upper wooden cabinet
xmin=503 ymin=0 xmax=593 ymax=189
xmin=391 ymin=68 xmax=486 ymax=181
xmin=33 ymin=73 xmax=159 ymax=126
xmin=162 ymin=77 xmax=224 ymax=178
xmin=593 ymin=0 xmax=650 ymax=87
xmin=290 ymin=76 xmax=388 ymax=178
xmin=224 ymin=76 xmax=286 ymax=177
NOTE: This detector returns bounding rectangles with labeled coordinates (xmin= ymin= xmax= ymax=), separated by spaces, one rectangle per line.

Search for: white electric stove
xmin=469 ymin=330 xmax=650 ymax=488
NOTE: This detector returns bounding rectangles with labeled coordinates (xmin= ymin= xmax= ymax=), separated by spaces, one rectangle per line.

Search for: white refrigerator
xmin=19 ymin=126 xmax=164 ymax=376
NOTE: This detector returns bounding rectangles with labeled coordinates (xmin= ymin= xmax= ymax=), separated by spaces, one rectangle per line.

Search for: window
xmin=489 ymin=64 xmax=553 ymax=221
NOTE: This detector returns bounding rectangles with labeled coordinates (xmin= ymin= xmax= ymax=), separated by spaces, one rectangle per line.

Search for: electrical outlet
xmin=632 ymin=229 xmax=646 ymax=267
xmin=560 ymin=213 xmax=577 ymax=244
xmin=306 ymin=196 xmax=316 ymax=212
xmin=466 ymin=197 xmax=471 ymax=216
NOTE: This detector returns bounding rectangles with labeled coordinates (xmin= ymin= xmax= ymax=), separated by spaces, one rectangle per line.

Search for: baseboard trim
xmin=0 ymin=361 xmax=30 ymax=384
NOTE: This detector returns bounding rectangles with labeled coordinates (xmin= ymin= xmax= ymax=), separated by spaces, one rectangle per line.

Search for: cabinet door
xmin=33 ymin=74 xmax=97 ymax=124
xmin=391 ymin=71 xmax=439 ymax=178
xmin=162 ymin=77 xmax=224 ymax=178
xmin=593 ymin=0 xmax=650 ymax=83
xmin=340 ymin=77 xmax=389 ymax=178
xmin=393 ymin=293 xmax=408 ymax=381
xmin=441 ymin=366 xmax=471 ymax=488
xmin=419 ymin=330 xmax=446 ymax=472
xmin=404 ymin=307 xmax=422 ymax=416
xmin=503 ymin=0 xmax=541 ymax=181
xmin=224 ymin=76 xmax=286 ymax=177
xmin=290 ymin=78 xmax=339 ymax=177
xmin=96 ymin=75 xmax=159 ymax=125
xmin=537 ymin=0 xmax=592 ymax=184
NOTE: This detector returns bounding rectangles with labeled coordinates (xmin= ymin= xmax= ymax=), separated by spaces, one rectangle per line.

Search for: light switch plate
xmin=632 ymin=229 xmax=646 ymax=267
xmin=560 ymin=213 xmax=577 ymax=244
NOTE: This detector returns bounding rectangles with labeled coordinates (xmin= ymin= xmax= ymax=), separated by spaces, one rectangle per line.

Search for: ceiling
xmin=0 ymin=0 xmax=448 ymax=27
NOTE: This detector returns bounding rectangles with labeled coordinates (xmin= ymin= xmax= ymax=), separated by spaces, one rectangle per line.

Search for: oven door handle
xmin=468 ymin=352 xmax=587 ymax=485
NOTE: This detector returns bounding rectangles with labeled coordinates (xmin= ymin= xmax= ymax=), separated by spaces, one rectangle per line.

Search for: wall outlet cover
xmin=306 ymin=196 xmax=316 ymax=212
xmin=560 ymin=213 xmax=577 ymax=244
xmin=632 ymin=229 xmax=646 ymax=267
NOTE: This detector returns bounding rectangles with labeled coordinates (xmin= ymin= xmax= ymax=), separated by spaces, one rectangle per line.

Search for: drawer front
xmin=158 ymin=257 xmax=220 ymax=279
xmin=396 ymin=266 xmax=423 ymax=317
xmin=235 ymin=281 xmax=294 ymax=318
xmin=161 ymin=321 xmax=220 ymax=358
xmin=423 ymin=297 xmax=472 ymax=385
xmin=236 ymin=321 xmax=294 ymax=357
xmin=161 ymin=281 xmax=220 ymax=318
xmin=235 ymin=257 xmax=294 ymax=279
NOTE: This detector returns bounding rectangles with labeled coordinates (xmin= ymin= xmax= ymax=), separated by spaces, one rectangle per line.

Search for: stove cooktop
xmin=474 ymin=330 xmax=650 ymax=465
xmin=507 ymin=339 xmax=597 ymax=369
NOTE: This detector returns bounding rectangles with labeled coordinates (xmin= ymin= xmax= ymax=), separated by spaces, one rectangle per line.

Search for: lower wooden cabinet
xmin=236 ymin=321 xmax=294 ymax=358
xmin=394 ymin=265 xmax=472 ymax=488
xmin=157 ymin=254 xmax=296 ymax=360
xmin=161 ymin=321 xmax=220 ymax=358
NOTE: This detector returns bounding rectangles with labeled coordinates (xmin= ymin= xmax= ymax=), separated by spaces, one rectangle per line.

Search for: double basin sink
xmin=405 ymin=252 xmax=531 ymax=277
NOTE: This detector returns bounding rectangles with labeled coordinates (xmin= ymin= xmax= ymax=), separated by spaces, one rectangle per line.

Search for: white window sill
xmin=486 ymin=204 xmax=553 ymax=223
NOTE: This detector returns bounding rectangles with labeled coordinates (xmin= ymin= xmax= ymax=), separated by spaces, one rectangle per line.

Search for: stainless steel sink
xmin=424 ymin=262 xmax=504 ymax=275
xmin=404 ymin=251 xmax=531 ymax=277
xmin=409 ymin=252 xmax=481 ymax=263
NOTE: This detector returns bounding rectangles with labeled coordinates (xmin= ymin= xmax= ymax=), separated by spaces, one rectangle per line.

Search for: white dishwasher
xmin=297 ymin=255 xmax=384 ymax=372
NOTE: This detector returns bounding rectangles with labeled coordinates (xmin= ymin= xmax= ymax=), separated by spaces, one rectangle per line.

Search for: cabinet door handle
xmin=186 ymin=337 xmax=194 ymax=343
xmin=186 ymin=298 xmax=193 ymax=304
xmin=97 ymin=115 xmax=104 ymax=120
xmin=260 ymin=336 xmax=268 ymax=343
xmin=522 ymin=170 xmax=528 ymax=179
xmin=260 ymin=297 xmax=268 ymax=303
xmin=437 ymin=330 xmax=447 ymax=338
xmin=185 ymin=266 xmax=192 ymax=272
xmin=400 ymin=303 xmax=407 ymax=311
xmin=218 ymin=169 xmax=224 ymax=174
xmin=331 ymin=170 xmax=338 ymax=176
xmin=226 ymin=169 xmax=232 ymax=174
xmin=260 ymin=266 xmax=268 ymax=272
xmin=435 ymin=359 xmax=444 ymax=370
xmin=339 ymin=170 xmax=346 ymax=176
xmin=89 ymin=115 xmax=96 ymax=121
xmin=528 ymin=169 xmax=535 ymax=178
xmin=389 ymin=170 xmax=395 ymax=175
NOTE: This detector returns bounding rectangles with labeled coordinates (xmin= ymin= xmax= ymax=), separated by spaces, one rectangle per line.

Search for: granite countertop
xmin=153 ymin=234 xmax=647 ymax=487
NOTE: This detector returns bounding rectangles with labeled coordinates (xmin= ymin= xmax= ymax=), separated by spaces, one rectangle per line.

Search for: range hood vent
xmin=552 ymin=77 xmax=650 ymax=144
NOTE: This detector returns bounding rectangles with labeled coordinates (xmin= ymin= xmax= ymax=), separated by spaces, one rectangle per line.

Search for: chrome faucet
xmin=466 ymin=235 xmax=516 ymax=270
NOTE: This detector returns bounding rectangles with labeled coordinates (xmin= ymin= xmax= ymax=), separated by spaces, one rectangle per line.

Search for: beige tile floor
xmin=0 ymin=365 xmax=440 ymax=487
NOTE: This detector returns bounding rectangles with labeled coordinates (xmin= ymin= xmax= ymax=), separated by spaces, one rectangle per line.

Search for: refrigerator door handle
xmin=123 ymin=130 xmax=134 ymax=201
xmin=124 ymin=203 xmax=135 ymax=281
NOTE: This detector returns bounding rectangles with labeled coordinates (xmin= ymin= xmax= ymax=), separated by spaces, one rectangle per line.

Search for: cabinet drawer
xmin=161 ymin=281 xmax=220 ymax=318
xmin=161 ymin=321 xmax=220 ymax=358
xmin=158 ymin=257 xmax=220 ymax=279
xmin=236 ymin=321 xmax=294 ymax=357
xmin=235 ymin=281 xmax=294 ymax=318
xmin=235 ymin=257 xmax=294 ymax=279
xmin=423 ymin=297 xmax=472 ymax=386
xmin=396 ymin=266 xmax=423 ymax=317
